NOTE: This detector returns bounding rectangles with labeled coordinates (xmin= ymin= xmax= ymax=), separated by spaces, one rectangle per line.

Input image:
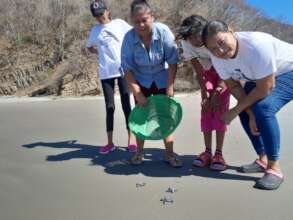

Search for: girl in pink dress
xmin=179 ymin=15 xmax=230 ymax=171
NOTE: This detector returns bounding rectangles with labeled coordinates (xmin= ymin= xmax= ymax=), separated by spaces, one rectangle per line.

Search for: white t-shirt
xmin=86 ymin=19 xmax=132 ymax=80
xmin=181 ymin=40 xmax=212 ymax=70
xmin=211 ymin=32 xmax=293 ymax=81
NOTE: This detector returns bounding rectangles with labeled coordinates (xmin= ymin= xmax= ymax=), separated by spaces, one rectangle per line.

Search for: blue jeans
xmin=239 ymin=71 xmax=293 ymax=161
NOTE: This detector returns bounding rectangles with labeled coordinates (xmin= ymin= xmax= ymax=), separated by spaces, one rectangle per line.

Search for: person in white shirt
xmin=86 ymin=0 xmax=137 ymax=154
xmin=179 ymin=15 xmax=230 ymax=171
xmin=202 ymin=20 xmax=293 ymax=190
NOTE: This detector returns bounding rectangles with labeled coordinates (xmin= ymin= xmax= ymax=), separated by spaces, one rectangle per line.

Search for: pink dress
xmin=201 ymin=67 xmax=230 ymax=132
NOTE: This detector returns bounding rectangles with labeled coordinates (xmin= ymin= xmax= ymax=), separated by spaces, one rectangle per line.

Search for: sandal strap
xmin=266 ymin=169 xmax=284 ymax=179
xmin=211 ymin=154 xmax=226 ymax=165
xmin=197 ymin=151 xmax=211 ymax=162
xmin=165 ymin=155 xmax=182 ymax=167
xmin=255 ymin=159 xmax=267 ymax=170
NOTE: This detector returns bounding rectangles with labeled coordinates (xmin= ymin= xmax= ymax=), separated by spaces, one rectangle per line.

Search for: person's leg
xmin=151 ymin=86 xmax=174 ymax=156
xmin=215 ymin=131 xmax=225 ymax=151
xmin=130 ymin=138 xmax=144 ymax=165
xmin=101 ymin=78 xmax=116 ymax=143
xmin=204 ymin=131 xmax=212 ymax=151
xmin=253 ymin=72 xmax=293 ymax=189
xmin=203 ymin=68 xmax=227 ymax=153
xmin=117 ymin=76 xmax=137 ymax=151
xmin=210 ymin=92 xmax=229 ymax=171
xmin=201 ymin=110 xmax=213 ymax=151
xmin=208 ymin=130 xmax=228 ymax=171
xmin=213 ymin=110 xmax=227 ymax=153
xmin=164 ymin=135 xmax=174 ymax=158
xmin=253 ymin=97 xmax=282 ymax=173
xmin=245 ymin=72 xmax=293 ymax=189
xmin=130 ymin=82 xmax=153 ymax=164
xmin=239 ymin=82 xmax=268 ymax=165
xmin=192 ymin=108 xmax=213 ymax=167
xmin=153 ymin=86 xmax=178 ymax=161
xmin=192 ymin=131 xmax=212 ymax=167
xmin=194 ymin=73 xmax=214 ymax=167
xmin=203 ymin=72 xmax=225 ymax=168
xmin=100 ymin=78 xmax=116 ymax=154
xmin=148 ymin=83 xmax=182 ymax=167
xmin=130 ymin=136 xmax=145 ymax=164
xmin=253 ymin=73 xmax=293 ymax=173
xmin=201 ymin=113 xmax=213 ymax=146
xmin=239 ymin=112 xmax=267 ymax=157
xmin=238 ymin=110 xmax=268 ymax=174
xmin=214 ymin=87 xmax=230 ymax=153
xmin=162 ymin=116 xmax=182 ymax=168
xmin=163 ymin=134 xmax=182 ymax=167
xmin=207 ymin=110 xmax=228 ymax=170
xmin=117 ymin=76 xmax=131 ymax=129
xmin=253 ymin=103 xmax=283 ymax=190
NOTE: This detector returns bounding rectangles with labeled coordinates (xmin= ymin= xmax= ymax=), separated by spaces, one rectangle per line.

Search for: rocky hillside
xmin=1 ymin=0 xmax=293 ymax=96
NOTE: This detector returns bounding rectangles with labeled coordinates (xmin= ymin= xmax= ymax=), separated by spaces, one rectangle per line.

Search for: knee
xmin=253 ymin=100 xmax=274 ymax=118
xmin=106 ymin=104 xmax=115 ymax=114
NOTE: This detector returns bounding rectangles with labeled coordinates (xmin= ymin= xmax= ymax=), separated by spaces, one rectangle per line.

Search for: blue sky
xmin=247 ymin=0 xmax=293 ymax=25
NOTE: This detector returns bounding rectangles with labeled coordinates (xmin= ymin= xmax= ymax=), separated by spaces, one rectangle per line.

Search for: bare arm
xmin=124 ymin=70 xmax=147 ymax=106
xmin=190 ymin=58 xmax=208 ymax=99
xmin=209 ymin=78 xmax=228 ymax=112
xmin=166 ymin=63 xmax=177 ymax=97
xmin=124 ymin=70 xmax=141 ymax=96
xmin=234 ymin=74 xmax=275 ymax=114
xmin=222 ymin=74 xmax=275 ymax=135
xmin=224 ymin=79 xmax=246 ymax=100
xmin=223 ymin=78 xmax=255 ymax=118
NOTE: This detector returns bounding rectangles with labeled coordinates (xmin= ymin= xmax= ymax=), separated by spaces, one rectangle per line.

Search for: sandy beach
xmin=0 ymin=93 xmax=292 ymax=220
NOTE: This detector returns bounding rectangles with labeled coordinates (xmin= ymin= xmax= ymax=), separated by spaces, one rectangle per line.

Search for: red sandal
xmin=193 ymin=151 xmax=211 ymax=167
xmin=210 ymin=154 xmax=227 ymax=171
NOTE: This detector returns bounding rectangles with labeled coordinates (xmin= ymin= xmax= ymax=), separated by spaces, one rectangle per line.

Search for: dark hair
xmin=130 ymin=0 xmax=151 ymax=16
xmin=202 ymin=20 xmax=229 ymax=46
xmin=178 ymin=15 xmax=208 ymax=40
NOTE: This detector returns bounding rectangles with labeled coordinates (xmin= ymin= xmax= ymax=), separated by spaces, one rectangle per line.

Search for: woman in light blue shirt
xmin=121 ymin=0 xmax=182 ymax=167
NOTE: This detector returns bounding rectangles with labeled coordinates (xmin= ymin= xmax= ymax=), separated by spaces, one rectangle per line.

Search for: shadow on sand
xmin=22 ymin=140 xmax=258 ymax=181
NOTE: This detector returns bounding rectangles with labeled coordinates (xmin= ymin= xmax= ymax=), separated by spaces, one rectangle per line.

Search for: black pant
xmin=101 ymin=76 xmax=131 ymax=132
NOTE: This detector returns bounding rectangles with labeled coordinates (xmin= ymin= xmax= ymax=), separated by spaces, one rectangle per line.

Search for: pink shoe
xmin=210 ymin=154 xmax=227 ymax=171
xmin=99 ymin=144 xmax=116 ymax=154
xmin=193 ymin=151 xmax=211 ymax=167
xmin=127 ymin=144 xmax=137 ymax=152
